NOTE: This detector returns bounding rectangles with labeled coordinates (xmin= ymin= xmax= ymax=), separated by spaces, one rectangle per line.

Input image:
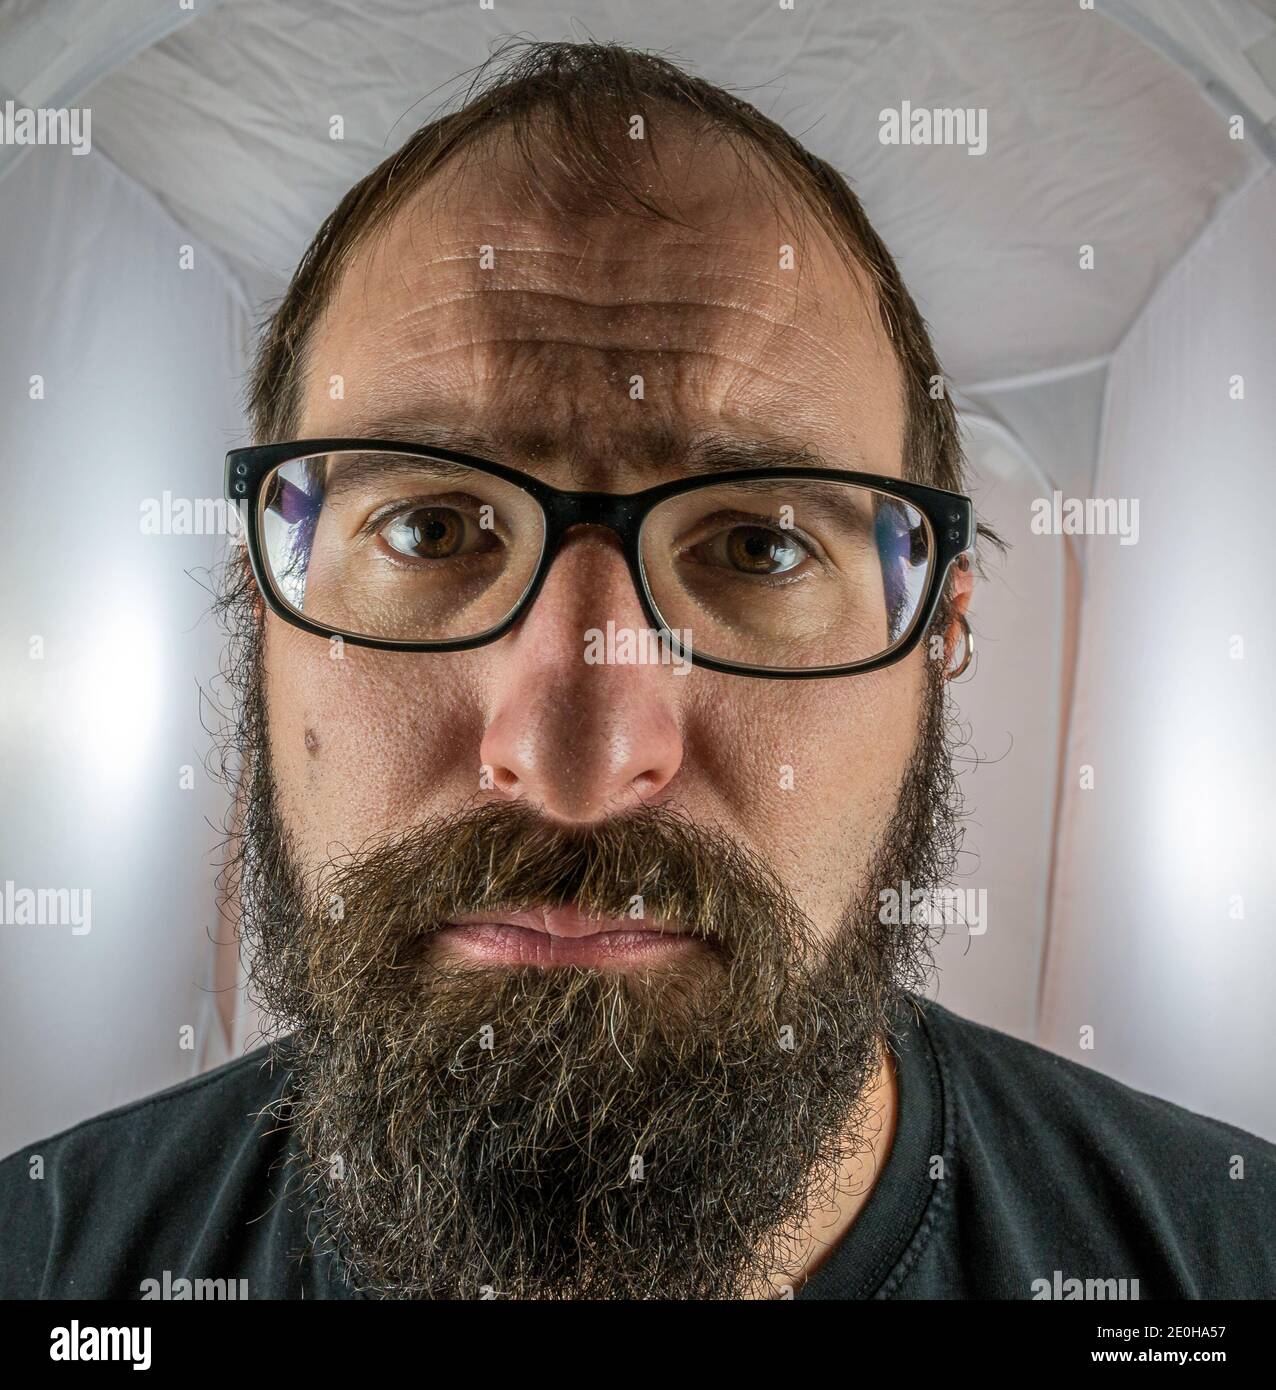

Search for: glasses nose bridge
xmin=535 ymin=487 xmax=656 ymax=626
xmin=547 ymin=487 xmax=643 ymax=540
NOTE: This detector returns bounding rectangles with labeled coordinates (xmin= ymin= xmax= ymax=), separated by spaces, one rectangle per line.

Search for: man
xmin=2 ymin=40 xmax=1273 ymax=1301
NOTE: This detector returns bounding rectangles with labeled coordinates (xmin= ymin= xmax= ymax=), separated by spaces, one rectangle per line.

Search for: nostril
xmin=628 ymin=769 xmax=669 ymax=802
xmin=484 ymin=763 xmax=521 ymax=797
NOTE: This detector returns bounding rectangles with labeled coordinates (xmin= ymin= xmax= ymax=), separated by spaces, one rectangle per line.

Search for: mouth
xmin=434 ymin=904 xmax=708 ymax=969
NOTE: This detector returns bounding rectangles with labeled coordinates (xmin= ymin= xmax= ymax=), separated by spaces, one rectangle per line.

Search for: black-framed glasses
xmin=225 ymin=439 xmax=974 ymax=679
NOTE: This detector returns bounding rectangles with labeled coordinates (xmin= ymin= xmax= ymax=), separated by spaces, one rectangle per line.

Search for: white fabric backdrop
xmin=1041 ymin=169 xmax=1276 ymax=1139
xmin=77 ymin=0 xmax=1258 ymax=382
xmin=0 ymin=143 xmax=250 ymax=1155
xmin=927 ymin=418 xmax=1069 ymax=1042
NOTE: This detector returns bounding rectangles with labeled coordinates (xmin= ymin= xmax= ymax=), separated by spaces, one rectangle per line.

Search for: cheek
xmin=262 ymin=616 xmax=484 ymax=869
xmin=685 ymin=652 xmax=927 ymax=933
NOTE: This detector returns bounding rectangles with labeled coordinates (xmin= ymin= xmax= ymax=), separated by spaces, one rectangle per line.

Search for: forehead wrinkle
xmin=354 ymin=216 xmax=856 ymax=317
xmin=387 ymin=282 xmax=808 ymax=320
xmin=388 ymin=239 xmax=848 ymax=301
xmin=350 ymin=265 xmax=872 ymax=380
xmin=383 ymin=285 xmax=837 ymax=342
xmin=381 ymin=340 xmax=832 ymax=395
xmin=328 ymin=202 xmax=879 ymax=389
xmin=368 ymin=291 xmax=860 ymax=386
xmin=383 ymin=236 xmax=825 ymax=293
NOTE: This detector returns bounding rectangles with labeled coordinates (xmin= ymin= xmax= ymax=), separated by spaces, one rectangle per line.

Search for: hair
xmin=246 ymin=37 xmax=965 ymax=496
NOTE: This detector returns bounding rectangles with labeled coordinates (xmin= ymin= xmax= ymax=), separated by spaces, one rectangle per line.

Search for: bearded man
xmin=3 ymin=41 xmax=1273 ymax=1301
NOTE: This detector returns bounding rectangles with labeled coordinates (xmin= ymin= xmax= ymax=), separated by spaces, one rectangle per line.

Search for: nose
xmin=479 ymin=533 xmax=684 ymax=824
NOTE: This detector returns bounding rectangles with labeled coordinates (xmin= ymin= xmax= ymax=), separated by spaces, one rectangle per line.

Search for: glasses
xmin=225 ymin=439 xmax=974 ymax=679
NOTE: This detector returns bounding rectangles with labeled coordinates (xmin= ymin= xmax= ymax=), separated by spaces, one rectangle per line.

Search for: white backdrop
xmin=929 ymin=417 xmax=1068 ymax=1043
xmin=0 ymin=143 xmax=250 ymax=1155
xmin=1040 ymin=170 xmax=1276 ymax=1139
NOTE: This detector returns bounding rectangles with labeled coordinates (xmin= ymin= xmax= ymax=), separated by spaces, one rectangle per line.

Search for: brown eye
xmin=381 ymin=506 xmax=490 ymax=560
xmin=723 ymin=526 xmax=806 ymax=575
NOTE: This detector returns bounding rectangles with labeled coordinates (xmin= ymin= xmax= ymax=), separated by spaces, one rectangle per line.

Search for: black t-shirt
xmin=2 ymin=997 xmax=1272 ymax=1299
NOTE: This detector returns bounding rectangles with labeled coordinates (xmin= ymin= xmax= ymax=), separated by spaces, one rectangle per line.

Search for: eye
xmin=379 ymin=505 xmax=496 ymax=560
xmin=694 ymin=524 xmax=811 ymax=576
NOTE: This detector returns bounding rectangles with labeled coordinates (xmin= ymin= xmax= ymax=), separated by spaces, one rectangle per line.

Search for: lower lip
xmin=435 ymin=922 xmax=705 ymax=968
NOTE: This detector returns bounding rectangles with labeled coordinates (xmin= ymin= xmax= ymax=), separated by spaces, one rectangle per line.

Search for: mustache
xmin=294 ymin=799 xmax=811 ymax=950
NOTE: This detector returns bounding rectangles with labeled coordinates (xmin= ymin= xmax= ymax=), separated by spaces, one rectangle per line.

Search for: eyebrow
xmin=319 ymin=449 xmax=479 ymax=503
xmin=318 ymin=414 xmax=846 ymax=489
xmin=678 ymin=432 xmax=837 ymax=477
xmin=328 ymin=417 xmax=498 ymax=459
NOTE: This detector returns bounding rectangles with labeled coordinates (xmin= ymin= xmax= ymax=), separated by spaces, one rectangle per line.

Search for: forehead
xmin=299 ymin=131 xmax=905 ymax=486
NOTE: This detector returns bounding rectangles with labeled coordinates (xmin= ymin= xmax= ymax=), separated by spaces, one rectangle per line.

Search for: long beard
xmin=221 ymin=612 xmax=961 ymax=1299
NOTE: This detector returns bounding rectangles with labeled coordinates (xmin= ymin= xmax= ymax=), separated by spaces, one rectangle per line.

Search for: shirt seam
xmin=871 ymin=1000 xmax=956 ymax=1298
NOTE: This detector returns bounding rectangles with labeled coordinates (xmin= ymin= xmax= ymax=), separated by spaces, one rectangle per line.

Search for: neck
xmin=752 ymin=1042 xmax=900 ymax=1299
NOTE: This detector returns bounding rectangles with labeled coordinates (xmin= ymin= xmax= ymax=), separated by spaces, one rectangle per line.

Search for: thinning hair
xmin=246 ymin=38 xmax=964 ymax=496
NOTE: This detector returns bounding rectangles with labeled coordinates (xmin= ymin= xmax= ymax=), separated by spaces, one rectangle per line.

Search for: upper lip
xmin=448 ymin=906 xmax=684 ymax=939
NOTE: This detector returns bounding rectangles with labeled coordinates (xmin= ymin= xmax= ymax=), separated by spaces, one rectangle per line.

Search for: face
xmin=236 ymin=127 xmax=965 ymax=1299
xmin=267 ymin=137 xmax=924 ymax=945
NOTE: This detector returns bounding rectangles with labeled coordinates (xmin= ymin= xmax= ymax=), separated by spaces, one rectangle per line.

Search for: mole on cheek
xmin=304 ymin=727 xmax=321 ymax=756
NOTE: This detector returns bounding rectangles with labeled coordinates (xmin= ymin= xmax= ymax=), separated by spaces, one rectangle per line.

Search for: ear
xmin=942 ymin=553 xmax=975 ymax=673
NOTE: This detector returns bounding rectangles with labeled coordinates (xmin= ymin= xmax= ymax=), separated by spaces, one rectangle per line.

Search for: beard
xmin=219 ymin=599 xmax=962 ymax=1300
